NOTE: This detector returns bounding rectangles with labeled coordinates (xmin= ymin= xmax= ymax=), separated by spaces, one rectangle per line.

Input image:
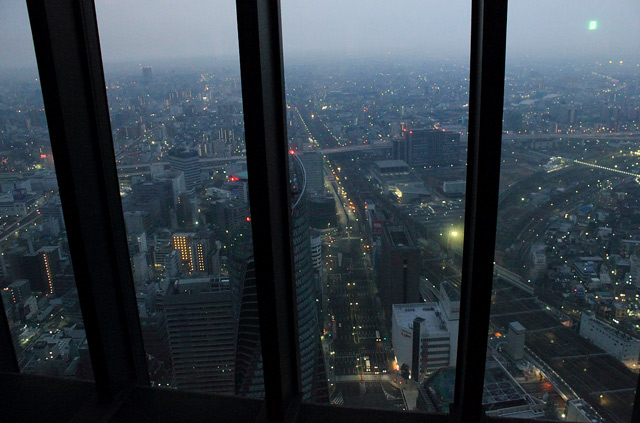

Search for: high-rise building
xmin=163 ymin=278 xmax=235 ymax=394
xmin=6 ymin=279 xmax=32 ymax=304
xmin=168 ymin=148 xmax=201 ymax=194
xmin=404 ymin=129 xmax=461 ymax=168
xmin=378 ymin=225 xmax=421 ymax=324
xmin=298 ymin=151 xmax=325 ymax=195
xmin=131 ymin=181 xmax=174 ymax=227
xmin=194 ymin=231 xmax=214 ymax=274
xmin=176 ymin=194 xmax=195 ymax=229
xmin=228 ymin=225 xmax=264 ymax=397
xmin=290 ymin=153 xmax=329 ymax=403
xmin=15 ymin=246 xmax=61 ymax=296
xmin=307 ymin=196 xmax=337 ymax=230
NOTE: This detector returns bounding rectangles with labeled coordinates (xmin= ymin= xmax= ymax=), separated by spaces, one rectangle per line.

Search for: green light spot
xmin=589 ymin=20 xmax=598 ymax=30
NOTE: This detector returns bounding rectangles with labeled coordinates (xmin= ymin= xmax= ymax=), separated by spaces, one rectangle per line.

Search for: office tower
xmin=17 ymin=246 xmax=62 ymax=296
xmin=172 ymin=232 xmax=196 ymax=274
xmin=298 ymin=151 xmax=325 ymax=195
xmin=506 ymin=321 xmax=525 ymax=360
xmin=392 ymin=137 xmax=408 ymax=162
xmin=130 ymin=252 xmax=149 ymax=285
xmin=405 ymin=129 xmax=461 ymax=167
xmin=142 ymin=66 xmax=153 ymax=84
xmin=228 ymin=225 xmax=264 ymax=397
xmin=176 ymin=193 xmax=195 ymax=229
xmin=156 ymin=170 xmax=187 ymax=207
xmin=168 ymin=148 xmax=201 ymax=194
xmin=163 ymin=278 xmax=235 ymax=394
xmin=194 ymin=230 xmax=214 ymax=274
xmin=39 ymin=196 xmax=66 ymax=231
xmin=290 ymin=153 xmax=329 ymax=403
xmin=7 ymin=279 xmax=32 ymax=304
xmin=131 ymin=180 xmax=174 ymax=227
xmin=378 ymin=225 xmax=421 ymax=324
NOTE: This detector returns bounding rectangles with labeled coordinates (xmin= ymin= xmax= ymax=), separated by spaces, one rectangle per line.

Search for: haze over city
xmin=2 ymin=0 xmax=640 ymax=69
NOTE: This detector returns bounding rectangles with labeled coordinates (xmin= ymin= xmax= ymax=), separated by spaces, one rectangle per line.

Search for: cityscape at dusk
xmin=2 ymin=1 xmax=640 ymax=422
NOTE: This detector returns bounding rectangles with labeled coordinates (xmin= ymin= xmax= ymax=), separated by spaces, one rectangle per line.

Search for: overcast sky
xmin=1 ymin=0 xmax=640 ymax=70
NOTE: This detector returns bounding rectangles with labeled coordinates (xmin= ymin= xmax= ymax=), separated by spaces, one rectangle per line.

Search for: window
xmin=0 ymin=0 xmax=93 ymax=382
xmin=280 ymin=0 xmax=471 ymax=410
xmin=488 ymin=2 xmax=640 ymax=422
xmin=93 ymin=0 xmax=265 ymax=396
xmin=0 ymin=1 xmax=639 ymax=423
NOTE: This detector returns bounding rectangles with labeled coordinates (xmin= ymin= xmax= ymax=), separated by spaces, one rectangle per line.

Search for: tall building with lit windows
xmin=194 ymin=231 xmax=214 ymax=274
xmin=15 ymin=246 xmax=61 ymax=296
xmin=172 ymin=232 xmax=195 ymax=274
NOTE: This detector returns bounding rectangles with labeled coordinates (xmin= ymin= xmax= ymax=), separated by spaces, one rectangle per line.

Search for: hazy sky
xmin=1 ymin=0 xmax=640 ymax=70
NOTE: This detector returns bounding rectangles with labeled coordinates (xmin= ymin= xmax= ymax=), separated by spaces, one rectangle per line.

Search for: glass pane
xmin=0 ymin=1 xmax=93 ymax=380
xmin=95 ymin=1 xmax=262 ymax=396
xmin=488 ymin=2 xmax=640 ymax=422
xmin=281 ymin=0 xmax=471 ymax=410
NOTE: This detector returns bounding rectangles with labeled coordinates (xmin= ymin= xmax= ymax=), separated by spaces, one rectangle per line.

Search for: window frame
xmin=0 ymin=0 xmax=638 ymax=422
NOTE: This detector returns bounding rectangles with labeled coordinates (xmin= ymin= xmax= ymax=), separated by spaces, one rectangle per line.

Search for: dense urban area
xmin=1 ymin=57 xmax=640 ymax=422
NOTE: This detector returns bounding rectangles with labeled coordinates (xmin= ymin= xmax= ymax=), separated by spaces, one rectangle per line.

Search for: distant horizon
xmin=3 ymin=0 xmax=640 ymax=72
xmin=4 ymin=50 xmax=640 ymax=76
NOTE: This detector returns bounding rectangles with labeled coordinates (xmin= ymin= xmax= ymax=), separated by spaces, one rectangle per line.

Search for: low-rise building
xmin=391 ymin=283 xmax=459 ymax=381
xmin=579 ymin=310 xmax=640 ymax=367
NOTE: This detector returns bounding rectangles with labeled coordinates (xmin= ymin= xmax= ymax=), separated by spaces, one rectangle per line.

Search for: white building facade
xmin=579 ymin=310 xmax=640 ymax=367
xmin=391 ymin=282 xmax=459 ymax=381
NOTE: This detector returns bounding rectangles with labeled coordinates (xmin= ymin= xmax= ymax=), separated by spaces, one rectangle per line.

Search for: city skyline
xmin=3 ymin=2 xmax=640 ymax=421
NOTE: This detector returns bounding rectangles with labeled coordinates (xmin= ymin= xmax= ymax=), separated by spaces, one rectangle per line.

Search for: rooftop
xmin=393 ymin=303 xmax=449 ymax=335
xmin=385 ymin=225 xmax=414 ymax=248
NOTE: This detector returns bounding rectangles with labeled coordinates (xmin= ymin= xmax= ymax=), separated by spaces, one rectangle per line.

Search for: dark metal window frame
xmin=0 ymin=0 xmax=638 ymax=422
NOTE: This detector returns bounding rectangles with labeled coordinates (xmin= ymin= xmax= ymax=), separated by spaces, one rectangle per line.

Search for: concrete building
xmin=405 ymin=129 xmax=461 ymax=168
xmin=298 ymin=151 xmax=325 ymax=195
xmin=7 ymin=279 xmax=32 ymax=304
xmin=565 ymin=399 xmax=606 ymax=422
xmin=379 ymin=224 xmax=421 ymax=324
xmin=172 ymin=232 xmax=196 ymax=274
xmin=442 ymin=180 xmax=466 ymax=196
xmin=579 ymin=310 xmax=640 ymax=366
xmin=163 ymin=278 xmax=235 ymax=394
xmin=506 ymin=321 xmax=525 ymax=360
xmin=168 ymin=148 xmax=201 ymax=194
xmin=370 ymin=160 xmax=412 ymax=193
xmin=391 ymin=283 xmax=460 ymax=381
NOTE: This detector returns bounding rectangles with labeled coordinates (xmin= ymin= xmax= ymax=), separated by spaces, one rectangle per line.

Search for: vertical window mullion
xmin=26 ymin=0 xmax=148 ymax=400
xmin=633 ymin=372 xmax=640 ymax=421
xmin=451 ymin=0 xmax=509 ymax=422
xmin=236 ymin=0 xmax=302 ymax=420
xmin=0 ymin=299 xmax=19 ymax=373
